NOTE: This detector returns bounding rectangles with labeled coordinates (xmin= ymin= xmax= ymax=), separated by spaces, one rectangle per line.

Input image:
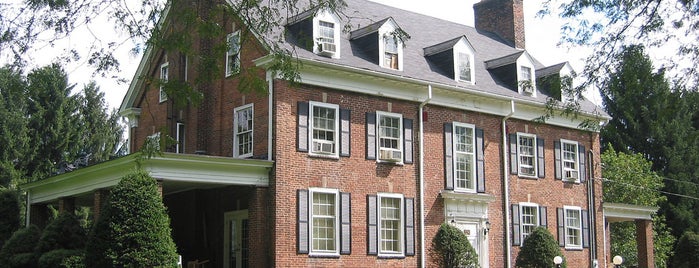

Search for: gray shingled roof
xmin=265 ymin=0 xmax=604 ymax=115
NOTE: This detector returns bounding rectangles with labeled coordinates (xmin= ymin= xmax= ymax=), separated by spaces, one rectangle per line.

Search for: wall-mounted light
xmin=483 ymin=220 xmax=491 ymax=236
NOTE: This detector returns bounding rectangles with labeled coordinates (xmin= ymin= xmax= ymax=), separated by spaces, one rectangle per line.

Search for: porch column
xmin=636 ymin=219 xmax=654 ymax=268
xmin=93 ymin=189 xmax=110 ymax=222
xmin=58 ymin=197 xmax=76 ymax=214
xmin=29 ymin=204 xmax=49 ymax=228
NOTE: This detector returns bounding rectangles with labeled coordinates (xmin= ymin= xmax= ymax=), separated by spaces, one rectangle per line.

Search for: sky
xmin=6 ymin=0 xmax=597 ymax=110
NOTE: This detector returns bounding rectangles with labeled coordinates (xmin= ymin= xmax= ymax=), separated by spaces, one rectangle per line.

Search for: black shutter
xmin=367 ymin=195 xmax=378 ymax=255
xmin=579 ymin=144 xmax=587 ymax=182
xmin=366 ymin=113 xmax=376 ymax=160
xmin=340 ymin=108 xmax=351 ymax=157
xmin=557 ymin=208 xmax=565 ymax=247
xmin=403 ymin=118 xmax=413 ymax=164
xmin=297 ymin=189 xmax=309 ymax=254
xmin=476 ymin=128 xmax=486 ymax=193
xmin=444 ymin=123 xmax=454 ymax=190
xmin=405 ymin=198 xmax=415 ymax=256
xmin=539 ymin=206 xmax=548 ymax=228
xmin=554 ymin=141 xmax=562 ymax=180
xmin=512 ymin=204 xmax=521 ymax=246
xmin=340 ymin=192 xmax=351 ymax=254
xmin=537 ymin=138 xmax=545 ymax=178
xmin=582 ymin=209 xmax=590 ymax=248
xmin=297 ymin=102 xmax=309 ymax=152
xmin=509 ymin=134 xmax=518 ymax=175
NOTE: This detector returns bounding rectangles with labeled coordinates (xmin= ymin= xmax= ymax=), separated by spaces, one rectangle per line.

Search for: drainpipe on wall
xmin=588 ymin=149 xmax=597 ymax=267
xmin=418 ymin=85 xmax=432 ymax=268
xmin=267 ymin=71 xmax=274 ymax=161
xmin=502 ymin=100 xmax=515 ymax=268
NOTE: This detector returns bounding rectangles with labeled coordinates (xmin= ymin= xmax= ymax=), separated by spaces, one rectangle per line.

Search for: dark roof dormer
xmin=350 ymin=17 xmax=405 ymax=71
xmin=485 ymin=51 xmax=537 ymax=97
xmin=537 ymin=62 xmax=576 ymax=102
xmin=424 ymin=36 xmax=476 ymax=84
xmin=286 ymin=8 xmax=341 ymax=58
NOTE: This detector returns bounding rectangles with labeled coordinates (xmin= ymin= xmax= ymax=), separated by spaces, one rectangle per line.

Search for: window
xmin=234 ymin=104 xmax=253 ymax=158
xmin=383 ymin=36 xmax=399 ymax=70
xmin=457 ymin=52 xmax=473 ymax=83
xmin=564 ymin=207 xmax=582 ymax=249
xmin=519 ymin=65 xmax=535 ymax=95
xmin=379 ymin=195 xmax=402 ymax=255
xmin=297 ymin=188 xmax=350 ymax=256
xmin=311 ymin=189 xmax=339 ymax=255
xmin=454 ymin=123 xmax=476 ymax=192
xmin=310 ymin=102 xmax=339 ymax=157
xmin=226 ymin=31 xmax=241 ymax=77
xmin=367 ymin=193 xmax=415 ymax=257
xmin=316 ymin=21 xmax=337 ymax=56
xmin=562 ymin=140 xmax=579 ymax=181
xmin=377 ymin=112 xmax=403 ymax=163
xmin=159 ymin=62 xmax=169 ymax=102
xmin=518 ymin=134 xmax=536 ymax=177
xmin=520 ymin=204 xmax=539 ymax=242
xmin=176 ymin=122 xmax=185 ymax=154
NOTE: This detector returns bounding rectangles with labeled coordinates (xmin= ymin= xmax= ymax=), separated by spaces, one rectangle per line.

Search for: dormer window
xmin=424 ymin=36 xmax=475 ymax=84
xmin=517 ymin=59 xmax=536 ymax=96
xmin=457 ymin=52 xmax=473 ymax=83
xmin=312 ymin=11 xmax=341 ymax=58
xmin=383 ymin=36 xmax=399 ymax=70
xmin=536 ymin=62 xmax=576 ymax=102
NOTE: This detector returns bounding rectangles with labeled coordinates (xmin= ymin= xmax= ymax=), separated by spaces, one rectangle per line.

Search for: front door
xmin=223 ymin=210 xmax=249 ymax=268
xmin=454 ymin=220 xmax=487 ymax=267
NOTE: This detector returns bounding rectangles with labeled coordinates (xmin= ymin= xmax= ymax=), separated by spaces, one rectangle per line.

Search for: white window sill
xmin=309 ymin=252 xmax=340 ymax=258
xmin=308 ymin=153 xmax=340 ymax=160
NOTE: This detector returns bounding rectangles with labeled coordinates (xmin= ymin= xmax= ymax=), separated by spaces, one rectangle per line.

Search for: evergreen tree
xmin=0 ymin=66 xmax=29 ymax=187
xmin=431 ymin=222 xmax=479 ymax=267
xmin=86 ymin=170 xmax=177 ymax=267
xmin=75 ymin=82 xmax=124 ymax=163
xmin=671 ymin=231 xmax=699 ymax=268
xmin=515 ymin=227 xmax=565 ymax=268
xmin=0 ymin=189 xmax=20 ymax=249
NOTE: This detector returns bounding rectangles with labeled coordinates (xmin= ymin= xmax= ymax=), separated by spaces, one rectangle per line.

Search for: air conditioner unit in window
xmin=317 ymin=42 xmax=336 ymax=57
xmin=522 ymin=86 xmax=535 ymax=95
xmin=379 ymin=149 xmax=402 ymax=162
xmin=564 ymin=170 xmax=579 ymax=180
xmin=313 ymin=141 xmax=334 ymax=154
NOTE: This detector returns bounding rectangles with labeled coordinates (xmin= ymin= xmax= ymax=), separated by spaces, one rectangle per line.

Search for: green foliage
xmin=87 ymin=170 xmax=178 ymax=267
xmin=60 ymin=253 xmax=85 ymax=268
xmin=431 ymin=222 xmax=479 ymax=268
xmin=602 ymin=148 xmax=666 ymax=206
xmin=609 ymin=214 xmax=675 ymax=267
xmin=0 ymin=67 xmax=29 ymax=187
xmin=35 ymin=212 xmax=86 ymax=254
xmin=37 ymin=249 xmax=83 ymax=268
xmin=0 ymin=189 xmax=20 ymax=249
xmin=672 ymin=231 xmax=699 ymax=268
xmin=0 ymin=225 xmax=42 ymax=267
xmin=515 ymin=227 xmax=565 ymax=268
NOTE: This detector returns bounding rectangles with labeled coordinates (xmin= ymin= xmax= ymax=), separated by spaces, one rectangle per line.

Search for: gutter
xmin=418 ymin=85 xmax=432 ymax=268
xmin=588 ymin=148 xmax=597 ymax=267
xmin=502 ymin=100 xmax=515 ymax=268
xmin=267 ymin=71 xmax=274 ymax=161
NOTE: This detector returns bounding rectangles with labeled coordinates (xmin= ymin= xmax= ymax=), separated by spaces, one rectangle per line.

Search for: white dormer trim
xmin=378 ymin=19 xmax=403 ymax=71
xmin=453 ymin=37 xmax=476 ymax=84
xmin=516 ymin=53 xmax=536 ymax=97
xmin=313 ymin=10 xmax=341 ymax=59
xmin=558 ymin=63 xmax=576 ymax=103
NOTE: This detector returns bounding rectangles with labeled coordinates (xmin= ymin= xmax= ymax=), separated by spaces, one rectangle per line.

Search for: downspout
xmin=267 ymin=71 xmax=273 ymax=161
xmin=502 ymin=100 xmax=515 ymax=268
xmin=418 ymin=85 xmax=432 ymax=268
xmin=588 ymin=148 xmax=598 ymax=267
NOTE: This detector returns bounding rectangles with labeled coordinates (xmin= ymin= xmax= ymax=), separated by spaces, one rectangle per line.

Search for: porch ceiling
xmin=22 ymin=153 xmax=273 ymax=205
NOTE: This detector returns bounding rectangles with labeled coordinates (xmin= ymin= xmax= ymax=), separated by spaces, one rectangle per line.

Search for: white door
xmin=223 ymin=210 xmax=249 ymax=268
xmin=454 ymin=221 xmax=487 ymax=268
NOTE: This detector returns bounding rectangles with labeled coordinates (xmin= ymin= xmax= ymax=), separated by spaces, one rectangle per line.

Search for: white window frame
xmin=312 ymin=11 xmax=341 ymax=58
xmin=517 ymin=133 xmax=538 ymax=178
xmin=309 ymin=188 xmax=340 ymax=256
xmin=564 ymin=206 xmax=583 ymax=249
xmin=176 ymin=122 xmax=185 ymax=154
xmin=519 ymin=202 xmax=539 ymax=244
xmin=376 ymin=111 xmax=403 ymax=163
xmin=456 ymin=51 xmax=474 ymax=84
xmin=309 ymin=101 xmax=339 ymax=158
xmin=453 ymin=122 xmax=476 ymax=192
xmin=561 ymin=139 xmax=580 ymax=182
xmin=378 ymin=192 xmax=404 ymax=257
xmin=159 ymin=62 xmax=169 ymax=103
xmin=233 ymin=104 xmax=254 ymax=158
xmin=225 ymin=31 xmax=241 ymax=77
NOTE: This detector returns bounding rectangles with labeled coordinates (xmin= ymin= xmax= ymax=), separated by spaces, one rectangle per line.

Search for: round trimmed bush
xmin=0 ymin=225 xmax=42 ymax=267
xmin=35 ymin=212 xmax=86 ymax=255
xmin=38 ymin=249 xmax=83 ymax=268
xmin=515 ymin=227 xmax=566 ymax=268
xmin=432 ymin=222 xmax=479 ymax=267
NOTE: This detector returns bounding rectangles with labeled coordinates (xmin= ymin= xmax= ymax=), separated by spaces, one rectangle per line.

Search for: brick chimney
xmin=474 ymin=0 xmax=525 ymax=49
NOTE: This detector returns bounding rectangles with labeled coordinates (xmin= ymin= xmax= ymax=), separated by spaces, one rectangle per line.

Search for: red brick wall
xmin=474 ymin=0 xmax=525 ymax=49
xmin=271 ymin=82 xmax=419 ymax=267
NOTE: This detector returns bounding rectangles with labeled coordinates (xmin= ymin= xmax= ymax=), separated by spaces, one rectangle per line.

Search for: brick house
xmin=21 ymin=0 xmax=658 ymax=267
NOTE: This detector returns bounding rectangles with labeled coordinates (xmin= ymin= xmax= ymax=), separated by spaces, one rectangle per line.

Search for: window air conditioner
xmin=379 ymin=149 xmax=402 ymax=162
xmin=313 ymin=141 xmax=334 ymax=154
xmin=317 ymin=42 xmax=336 ymax=57
xmin=523 ymin=86 xmax=535 ymax=95
xmin=564 ymin=170 xmax=579 ymax=180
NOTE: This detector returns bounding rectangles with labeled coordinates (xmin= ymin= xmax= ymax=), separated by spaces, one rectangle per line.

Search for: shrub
xmin=86 ymin=170 xmax=178 ymax=267
xmin=515 ymin=227 xmax=566 ymax=268
xmin=0 ymin=189 xmax=20 ymax=249
xmin=432 ymin=222 xmax=479 ymax=267
xmin=37 ymin=249 xmax=83 ymax=268
xmin=0 ymin=225 xmax=42 ymax=267
xmin=672 ymin=231 xmax=699 ymax=267
xmin=35 ymin=212 xmax=86 ymax=254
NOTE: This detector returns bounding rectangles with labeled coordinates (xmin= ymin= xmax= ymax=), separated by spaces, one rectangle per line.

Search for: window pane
xmin=521 ymin=205 xmax=538 ymax=242
xmin=454 ymin=125 xmax=475 ymax=190
xmin=518 ymin=136 xmax=536 ymax=176
xmin=380 ymin=197 xmax=401 ymax=253
xmin=379 ymin=115 xmax=401 ymax=150
xmin=312 ymin=192 xmax=336 ymax=252
xmin=319 ymin=21 xmax=334 ymax=43
xmin=565 ymin=209 xmax=581 ymax=247
xmin=458 ymin=52 xmax=471 ymax=81
xmin=235 ymin=106 xmax=253 ymax=156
